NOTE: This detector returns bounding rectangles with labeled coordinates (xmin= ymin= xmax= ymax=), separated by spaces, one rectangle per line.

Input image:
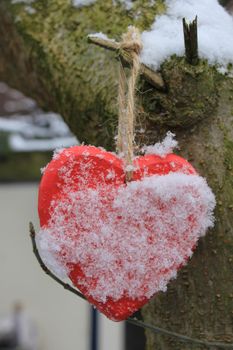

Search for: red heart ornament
xmin=37 ymin=145 xmax=215 ymax=321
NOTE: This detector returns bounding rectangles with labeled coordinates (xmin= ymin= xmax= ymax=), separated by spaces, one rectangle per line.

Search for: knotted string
xmin=116 ymin=26 xmax=142 ymax=182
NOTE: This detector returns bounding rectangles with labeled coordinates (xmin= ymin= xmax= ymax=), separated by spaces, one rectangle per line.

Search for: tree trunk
xmin=0 ymin=1 xmax=233 ymax=349
xmin=142 ymin=75 xmax=233 ymax=349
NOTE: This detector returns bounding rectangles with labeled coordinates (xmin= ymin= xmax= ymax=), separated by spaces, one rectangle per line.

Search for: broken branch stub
xmin=183 ymin=16 xmax=199 ymax=65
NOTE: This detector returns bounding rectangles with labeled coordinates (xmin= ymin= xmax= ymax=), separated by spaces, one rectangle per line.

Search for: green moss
xmin=140 ymin=57 xmax=221 ymax=129
xmin=2 ymin=1 xmax=230 ymax=149
xmin=1 ymin=0 xmax=165 ymax=149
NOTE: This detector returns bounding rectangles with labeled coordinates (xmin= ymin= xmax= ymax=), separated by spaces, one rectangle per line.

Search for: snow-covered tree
xmin=0 ymin=0 xmax=233 ymax=349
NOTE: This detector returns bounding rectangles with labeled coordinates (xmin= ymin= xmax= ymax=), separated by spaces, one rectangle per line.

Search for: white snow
xmin=36 ymin=232 xmax=68 ymax=278
xmin=88 ymin=0 xmax=233 ymax=71
xmin=0 ymin=113 xmax=77 ymax=152
xmin=52 ymin=147 xmax=66 ymax=160
xmin=25 ymin=6 xmax=36 ymax=14
xmin=9 ymin=134 xmax=77 ymax=152
xmin=0 ymin=117 xmax=29 ymax=133
xmin=40 ymin=165 xmax=48 ymax=174
xmin=141 ymin=0 xmax=233 ymax=70
xmin=119 ymin=0 xmax=133 ymax=10
xmin=143 ymin=131 xmax=178 ymax=157
xmin=72 ymin=0 xmax=96 ymax=7
xmin=37 ymin=148 xmax=215 ymax=308
xmin=124 ymin=164 xmax=135 ymax=172
xmin=74 ymin=0 xmax=134 ymax=9
xmin=88 ymin=33 xmax=116 ymax=42
xmin=0 ymin=114 xmax=70 ymax=136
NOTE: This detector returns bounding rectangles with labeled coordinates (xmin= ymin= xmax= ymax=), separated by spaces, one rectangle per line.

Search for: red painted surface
xmin=38 ymin=145 xmax=196 ymax=321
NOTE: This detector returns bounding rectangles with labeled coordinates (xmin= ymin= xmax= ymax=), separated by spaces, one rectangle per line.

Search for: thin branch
xmin=87 ymin=35 xmax=166 ymax=91
xmin=183 ymin=16 xmax=199 ymax=65
xmin=128 ymin=318 xmax=233 ymax=349
xmin=29 ymin=222 xmax=86 ymax=301
xmin=30 ymin=222 xmax=233 ymax=348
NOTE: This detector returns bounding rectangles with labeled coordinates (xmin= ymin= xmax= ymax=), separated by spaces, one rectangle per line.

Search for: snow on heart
xmin=36 ymin=171 xmax=215 ymax=304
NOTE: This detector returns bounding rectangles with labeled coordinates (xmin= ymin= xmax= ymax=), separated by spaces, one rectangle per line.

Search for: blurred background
xmin=0 ymin=82 xmax=145 ymax=350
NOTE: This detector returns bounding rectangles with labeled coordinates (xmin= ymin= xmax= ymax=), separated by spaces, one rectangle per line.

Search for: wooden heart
xmin=37 ymin=145 xmax=215 ymax=321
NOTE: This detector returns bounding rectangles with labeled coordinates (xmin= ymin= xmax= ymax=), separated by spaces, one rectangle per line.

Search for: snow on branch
xmin=88 ymin=34 xmax=166 ymax=90
xmin=72 ymin=0 xmax=96 ymax=7
xmin=141 ymin=0 xmax=233 ymax=72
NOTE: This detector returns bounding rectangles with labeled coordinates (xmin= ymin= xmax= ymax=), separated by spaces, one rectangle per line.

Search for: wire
xmin=29 ymin=222 xmax=233 ymax=349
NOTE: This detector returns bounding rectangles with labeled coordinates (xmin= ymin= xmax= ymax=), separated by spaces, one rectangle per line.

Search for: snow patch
xmin=0 ymin=112 xmax=77 ymax=152
xmin=124 ymin=164 xmax=135 ymax=172
xmin=143 ymin=131 xmax=178 ymax=157
xmin=40 ymin=165 xmax=48 ymax=175
xmin=9 ymin=134 xmax=77 ymax=152
xmin=88 ymin=33 xmax=116 ymax=42
xmin=72 ymin=0 xmax=96 ymax=7
xmin=141 ymin=0 xmax=233 ymax=70
xmin=37 ymin=160 xmax=215 ymax=304
xmin=25 ymin=5 xmax=36 ymax=14
xmin=119 ymin=0 xmax=133 ymax=10
xmin=36 ymin=230 xmax=68 ymax=279
xmin=52 ymin=148 xmax=65 ymax=160
xmin=74 ymin=0 xmax=138 ymax=9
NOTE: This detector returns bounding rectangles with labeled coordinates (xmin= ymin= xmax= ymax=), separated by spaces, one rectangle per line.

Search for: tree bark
xmin=0 ymin=1 xmax=233 ymax=349
xmin=142 ymin=75 xmax=233 ymax=349
xmin=0 ymin=0 xmax=165 ymax=148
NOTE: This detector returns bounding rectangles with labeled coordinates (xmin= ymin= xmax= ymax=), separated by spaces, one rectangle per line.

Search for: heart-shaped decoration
xmin=37 ymin=145 xmax=215 ymax=321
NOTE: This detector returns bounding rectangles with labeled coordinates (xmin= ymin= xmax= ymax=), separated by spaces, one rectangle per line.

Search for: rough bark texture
xmin=142 ymin=75 xmax=233 ymax=349
xmin=0 ymin=1 xmax=233 ymax=349
xmin=0 ymin=0 xmax=165 ymax=149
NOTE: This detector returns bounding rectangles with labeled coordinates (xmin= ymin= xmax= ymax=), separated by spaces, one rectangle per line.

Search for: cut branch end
xmin=183 ymin=16 xmax=199 ymax=65
xmin=88 ymin=35 xmax=166 ymax=91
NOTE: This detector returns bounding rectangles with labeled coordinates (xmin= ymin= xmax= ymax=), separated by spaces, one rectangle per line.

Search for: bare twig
xmin=30 ymin=222 xmax=233 ymax=348
xmin=29 ymin=222 xmax=86 ymax=301
xmin=87 ymin=35 xmax=166 ymax=91
xmin=183 ymin=16 xmax=199 ymax=65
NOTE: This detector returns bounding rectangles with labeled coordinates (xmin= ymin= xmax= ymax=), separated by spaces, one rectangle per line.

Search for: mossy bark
xmin=0 ymin=1 xmax=233 ymax=349
xmin=142 ymin=75 xmax=233 ymax=349
xmin=0 ymin=0 xmax=165 ymax=149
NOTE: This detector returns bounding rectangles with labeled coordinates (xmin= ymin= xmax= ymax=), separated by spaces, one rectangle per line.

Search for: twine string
xmin=116 ymin=26 xmax=142 ymax=181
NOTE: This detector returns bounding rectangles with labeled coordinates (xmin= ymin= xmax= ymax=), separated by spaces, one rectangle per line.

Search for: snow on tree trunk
xmin=0 ymin=0 xmax=233 ymax=349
